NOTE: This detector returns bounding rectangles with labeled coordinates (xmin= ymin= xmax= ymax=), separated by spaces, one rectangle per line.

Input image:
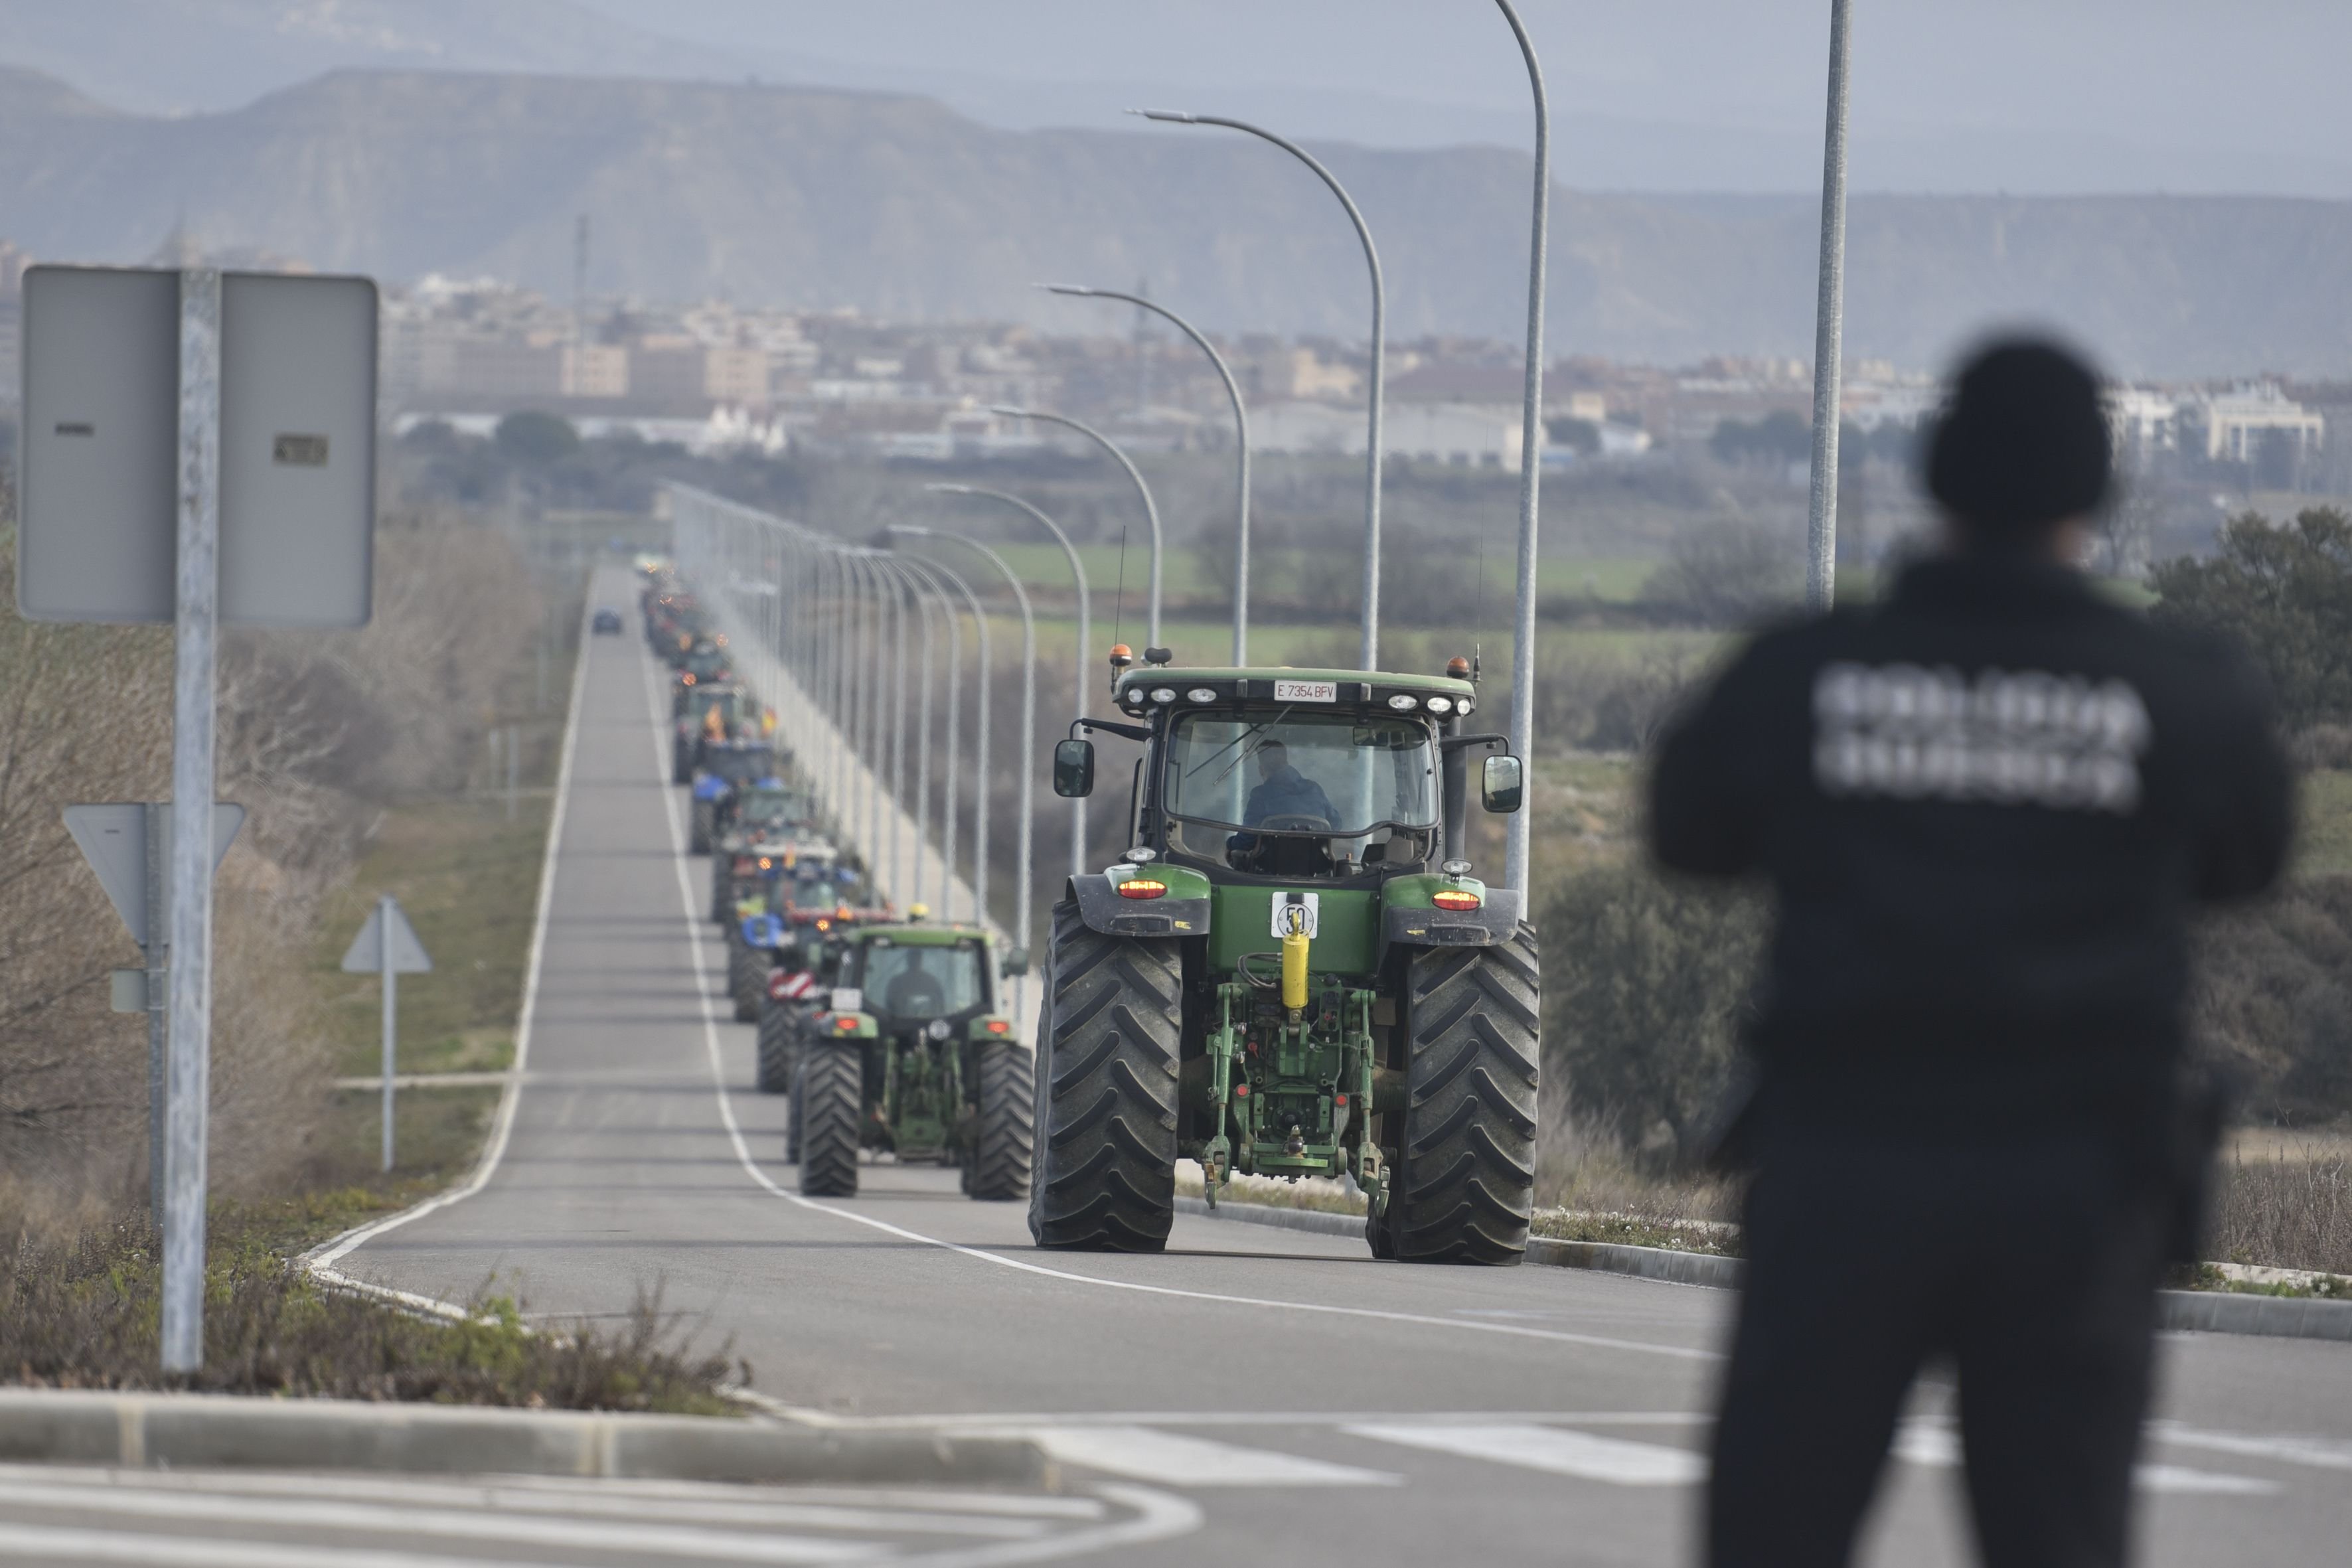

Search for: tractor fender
xmin=691 ymin=775 xmax=730 ymax=801
xmin=1377 ymin=884 xmax=1524 ymax=967
xmin=1067 ymin=871 xmax=1212 ymax=941
xmin=741 ymin=913 xmax=787 ymax=950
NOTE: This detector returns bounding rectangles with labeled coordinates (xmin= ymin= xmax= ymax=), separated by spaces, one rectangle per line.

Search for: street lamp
xmin=1133 ymin=107 xmax=1385 ymax=669
xmin=894 ymin=554 xmax=992 ymax=925
xmin=1040 ymin=283 xmax=1251 ymax=665
xmin=1806 ymin=0 xmax=1856 ymax=612
xmin=892 ymin=524 xmax=1037 ymax=1016
xmin=1496 ymin=0 xmax=1550 ymax=896
xmin=894 ymin=556 xmax=967 ymax=920
xmin=925 ymin=483 xmax=1091 ymax=878
xmin=990 ymin=405 xmax=1163 ymax=649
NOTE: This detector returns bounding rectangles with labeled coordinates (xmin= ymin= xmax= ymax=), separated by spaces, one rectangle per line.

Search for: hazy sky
xmin=572 ymin=0 xmax=2352 ymax=195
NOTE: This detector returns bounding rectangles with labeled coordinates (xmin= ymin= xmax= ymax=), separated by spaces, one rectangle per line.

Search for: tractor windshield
xmin=709 ymin=746 xmax=775 ymax=783
xmin=853 ymin=939 xmax=989 ymax=1021
xmin=1162 ymin=710 xmax=1437 ymax=871
xmin=740 ymin=791 xmax=796 ymax=827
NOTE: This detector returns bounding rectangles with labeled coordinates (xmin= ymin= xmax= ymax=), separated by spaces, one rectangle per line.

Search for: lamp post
xmin=925 ymin=483 xmax=1090 ymax=877
xmin=1134 ymin=107 xmax=1385 ymax=669
xmin=900 ymin=556 xmax=991 ymax=925
xmin=1496 ymin=0 xmax=1550 ymax=896
xmin=990 ymin=405 xmax=1162 ymax=649
xmin=896 ymin=557 xmax=966 ymax=919
xmin=1040 ymin=283 xmax=1250 ymax=664
xmin=891 ymin=525 xmax=1036 ymax=1015
xmin=1806 ymin=0 xmax=1855 ymax=612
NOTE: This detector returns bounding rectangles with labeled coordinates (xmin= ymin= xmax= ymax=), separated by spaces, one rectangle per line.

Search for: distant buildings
xmin=2183 ymin=383 xmax=2326 ymax=464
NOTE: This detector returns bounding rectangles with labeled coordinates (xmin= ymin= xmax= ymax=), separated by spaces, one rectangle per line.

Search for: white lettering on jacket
xmin=1811 ymin=663 xmax=2150 ymax=813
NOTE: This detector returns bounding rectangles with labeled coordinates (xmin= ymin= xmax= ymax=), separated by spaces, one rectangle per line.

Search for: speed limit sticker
xmin=1273 ymin=679 xmax=1337 ymax=702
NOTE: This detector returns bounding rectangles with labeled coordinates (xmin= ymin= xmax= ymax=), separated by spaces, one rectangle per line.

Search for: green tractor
xmin=791 ymin=918 xmax=1034 ymax=1202
xmin=1033 ymin=653 xmax=1535 ymax=1264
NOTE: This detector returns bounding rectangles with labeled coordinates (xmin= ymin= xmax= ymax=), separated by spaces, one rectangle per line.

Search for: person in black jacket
xmin=1650 ymin=339 xmax=2291 ymax=1568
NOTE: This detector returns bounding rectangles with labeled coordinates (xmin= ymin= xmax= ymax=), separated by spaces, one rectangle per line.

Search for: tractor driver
xmin=1225 ymin=738 xmax=1339 ymax=867
xmin=882 ymin=951 xmax=951 ymax=1019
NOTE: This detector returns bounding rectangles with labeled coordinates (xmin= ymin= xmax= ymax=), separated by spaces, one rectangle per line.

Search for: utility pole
xmin=1805 ymin=0 xmax=1856 ymax=612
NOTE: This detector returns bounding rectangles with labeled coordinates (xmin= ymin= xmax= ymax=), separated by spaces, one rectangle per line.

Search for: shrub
xmin=1538 ymin=859 xmax=1766 ymax=1163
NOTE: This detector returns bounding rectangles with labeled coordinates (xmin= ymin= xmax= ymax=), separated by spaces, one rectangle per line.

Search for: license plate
xmin=1273 ymin=679 xmax=1337 ymax=702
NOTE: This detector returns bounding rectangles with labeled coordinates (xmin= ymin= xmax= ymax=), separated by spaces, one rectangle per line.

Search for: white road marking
xmin=1346 ymin=1423 xmax=1706 ymax=1486
xmin=632 ymin=646 xmax=1719 ymax=1370
xmin=884 ymin=1484 xmax=1206 ymax=1568
xmin=767 ymin=1409 xmax=1714 ymax=1432
xmin=2150 ymin=1421 xmax=2352 ymax=1472
xmin=0 ymin=1522 xmax=574 ymax=1568
xmin=0 ymin=1479 xmax=880 ymax=1564
xmin=0 ymin=1466 xmax=1056 ymax=1538
xmin=1894 ymin=1423 xmax=2280 ymax=1496
xmin=990 ymin=1426 xmax=1395 ymax=1488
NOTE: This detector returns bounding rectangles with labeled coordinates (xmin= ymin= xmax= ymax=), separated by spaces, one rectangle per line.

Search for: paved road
xmin=317 ymin=571 xmax=2352 ymax=1567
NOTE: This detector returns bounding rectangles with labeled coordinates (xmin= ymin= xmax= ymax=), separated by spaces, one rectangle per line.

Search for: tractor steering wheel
xmin=1258 ymin=814 xmax=1334 ymax=833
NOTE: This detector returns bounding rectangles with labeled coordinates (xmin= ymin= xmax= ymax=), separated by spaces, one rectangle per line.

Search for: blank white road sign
xmin=16 ymin=264 xmax=378 ymax=627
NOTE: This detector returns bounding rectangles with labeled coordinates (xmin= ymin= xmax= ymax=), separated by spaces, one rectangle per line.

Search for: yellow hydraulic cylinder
xmin=1281 ymin=929 xmax=1310 ymax=1013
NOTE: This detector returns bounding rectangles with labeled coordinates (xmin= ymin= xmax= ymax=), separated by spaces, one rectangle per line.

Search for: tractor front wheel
xmin=1379 ymin=923 xmax=1541 ymax=1265
xmin=967 ymin=1041 xmax=1035 ymax=1202
xmin=755 ymin=1001 xmax=794 ymax=1093
xmin=796 ymin=1041 xmax=863 ymax=1198
xmin=1028 ymin=900 xmax=1181 ymax=1251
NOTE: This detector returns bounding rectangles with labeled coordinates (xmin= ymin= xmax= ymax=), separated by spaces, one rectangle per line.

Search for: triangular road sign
xmin=341 ymin=896 xmax=433 ymax=975
xmin=64 ymin=803 xmax=246 ymax=949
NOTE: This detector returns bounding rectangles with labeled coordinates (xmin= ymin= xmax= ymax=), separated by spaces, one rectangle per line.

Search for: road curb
xmin=1176 ymin=1196 xmax=2352 ymax=1341
xmin=0 ymin=1390 xmax=1050 ymax=1486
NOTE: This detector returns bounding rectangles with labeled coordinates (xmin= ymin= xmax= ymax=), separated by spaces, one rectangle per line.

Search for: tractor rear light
xmin=1115 ymin=878 xmax=1168 ymax=900
xmin=1431 ymin=889 xmax=1482 ymax=911
xmin=757 ymin=856 xmax=772 ymax=870
xmin=834 ymin=1016 xmax=859 ymax=1033
xmin=985 ymin=1019 xmax=1011 ymax=1035
xmin=682 ymin=673 xmax=696 ymax=686
xmin=1234 ymin=1083 xmax=1249 ymax=1096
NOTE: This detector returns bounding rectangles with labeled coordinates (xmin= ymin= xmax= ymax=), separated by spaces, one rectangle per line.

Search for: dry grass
xmin=2207 ymin=1146 xmax=2352 ymax=1279
xmin=0 ymin=1204 xmax=742 ymax=1413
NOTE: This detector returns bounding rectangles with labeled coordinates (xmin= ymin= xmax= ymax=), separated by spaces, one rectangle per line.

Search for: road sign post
xmin=25 ymin=262 xmax=377 ymax=1375
xmin=63 ymin=801 xmax=244 ymax=1221
xmin=341 ymin=896 xmax=432 ymax=1174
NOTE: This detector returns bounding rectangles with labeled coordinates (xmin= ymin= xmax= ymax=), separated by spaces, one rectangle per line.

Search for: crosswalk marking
xmin=2150 ymin=1422 xmax=2352 ymax=1472
xmin=1346 ymin=1424 xmax=1706 ymax=1486
xmin=1895 ymin=1423 xmax=2280 ymax=1496
xmin=998 ymin=1425 xmax=1397 ymax=1488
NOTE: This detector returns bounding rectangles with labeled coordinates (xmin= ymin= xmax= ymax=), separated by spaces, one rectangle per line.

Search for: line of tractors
xmin=645 ymin=555 xmax=1540 ymax=1265
xmin=643 ymin=573 xmax=1035 ymax=1203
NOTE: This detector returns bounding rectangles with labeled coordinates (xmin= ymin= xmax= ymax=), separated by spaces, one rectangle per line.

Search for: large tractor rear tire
xmin=755 ymin=1002 xmax=794 ymax=1093
xmin=967 ymin=1042 xmax=1035 ymax=1202
xmin=672 ymin=742 xmax=692 ymax=786
xmin=1028 ymin=900 xmax=1182 ymax=1251
xmin=796 ymin=1041 xmax=864 ymax=1198
xmin=690 ymin=799 xmax=715 ymax=854
xmin=1380 ymin=923 xmax=1541 ymax=1265
xmin=729 ymin=941 xmax=763 ymax=1022
xmin=709 ymin=862 xmax=732 ymax=923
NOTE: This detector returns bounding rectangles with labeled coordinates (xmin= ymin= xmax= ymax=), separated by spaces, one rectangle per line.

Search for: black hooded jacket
xmin=1650 ymin=554 xmax=2291 ymax=1131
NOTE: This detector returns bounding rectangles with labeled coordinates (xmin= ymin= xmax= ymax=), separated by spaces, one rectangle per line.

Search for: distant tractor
xmin=672 ymin=684 xmax=749 ymax=784
xmin=688 ymin=738 xmax=781 ymax=853
xmin=791 ymin=919 xmax=1033 ymax=1202
xmin=1033 ymin=650 xmax=1535 ymax=1264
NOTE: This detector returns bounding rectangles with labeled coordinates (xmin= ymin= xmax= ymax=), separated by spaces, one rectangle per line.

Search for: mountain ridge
xmin=1 ymin=66 xmax=2345 ymax=378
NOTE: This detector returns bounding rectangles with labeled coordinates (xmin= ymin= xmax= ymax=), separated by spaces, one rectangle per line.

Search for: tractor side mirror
xmin=1481 ymin=753 xmax=1525 ymax=815
xmin=1000 ymin=946 xmax=1031 ymax=979
xmin=1053 ymin=738 xmax=1096 ymax=799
